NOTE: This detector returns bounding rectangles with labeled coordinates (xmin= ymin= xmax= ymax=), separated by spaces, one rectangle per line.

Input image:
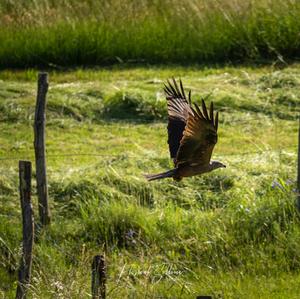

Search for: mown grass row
xmin=0 ymin=0 xmax=300 ymax=68
xmin=1 ymin=68 xmax=299 ymax=123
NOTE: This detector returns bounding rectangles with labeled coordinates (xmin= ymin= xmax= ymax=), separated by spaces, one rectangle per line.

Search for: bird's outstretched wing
xmin=164 ymin=78 xmax=193 ymax=161
xmin=175 ymin=99 xmax=219 ymax=167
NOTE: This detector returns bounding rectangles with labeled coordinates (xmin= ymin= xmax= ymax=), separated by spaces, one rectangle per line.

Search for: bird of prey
xmin=145 ymin=78 xmax=226 ymax=181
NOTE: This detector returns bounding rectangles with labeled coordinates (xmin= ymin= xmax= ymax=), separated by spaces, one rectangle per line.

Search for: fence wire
xmin=0 ymin=146 xmax=297 ymax=162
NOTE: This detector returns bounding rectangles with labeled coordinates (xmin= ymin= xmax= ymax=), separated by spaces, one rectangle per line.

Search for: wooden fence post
xmin=91 ymin=255 xmax=106 ymax=299
xmin=16 ymin=161 xmax=34 ymax=299
xmin=297 ymin=116 xmax=300 ymax=211
xmin=34 ymin=72 xmax=50 ymax=225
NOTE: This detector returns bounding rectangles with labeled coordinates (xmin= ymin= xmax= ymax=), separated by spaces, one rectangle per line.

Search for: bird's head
xmin=210 ymin=160 xmax=226 ymax=170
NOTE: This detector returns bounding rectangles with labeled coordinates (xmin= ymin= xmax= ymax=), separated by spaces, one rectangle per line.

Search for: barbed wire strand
xmin=0 ymin=146 xmax=297 ymax=162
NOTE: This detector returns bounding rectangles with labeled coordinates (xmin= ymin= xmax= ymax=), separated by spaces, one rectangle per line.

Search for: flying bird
xmin=145 ymin=78 xmax=226 ymax=181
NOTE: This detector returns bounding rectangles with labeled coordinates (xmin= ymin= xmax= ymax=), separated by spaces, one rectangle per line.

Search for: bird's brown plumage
xmin=145 ymin=78 xmax=224 ymax=182
xmin=175 ymin=99 xmax=218 ymax=167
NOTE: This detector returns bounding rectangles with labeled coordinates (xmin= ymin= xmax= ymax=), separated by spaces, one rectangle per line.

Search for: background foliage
xmin=0 ymin=0 xmax=300 ymax=67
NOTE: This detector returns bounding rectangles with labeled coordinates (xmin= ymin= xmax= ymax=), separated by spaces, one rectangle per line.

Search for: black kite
xmin=145 ymin=78 xmax=226 ymax=181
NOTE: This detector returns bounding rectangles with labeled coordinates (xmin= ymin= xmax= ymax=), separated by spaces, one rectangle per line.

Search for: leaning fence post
xmin=91 ymin=255 xmax=106 ymax=299
xmin=16 ymin=161 xmax=34 ymax=299
xmin=34 ymin=72 xmax=50 ymax=225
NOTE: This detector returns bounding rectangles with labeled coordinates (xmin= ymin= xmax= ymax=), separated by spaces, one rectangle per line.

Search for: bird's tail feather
xmin=144 ymin=169 xmax=175 ymax=181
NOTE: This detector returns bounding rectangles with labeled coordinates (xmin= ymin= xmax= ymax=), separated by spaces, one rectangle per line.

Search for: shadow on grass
xmin=102 ymin=91 xmax=166 ymax=122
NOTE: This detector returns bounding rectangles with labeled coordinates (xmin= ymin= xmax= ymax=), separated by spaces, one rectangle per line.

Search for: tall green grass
xmin=0 ymin=0 xmax=300 ymax=68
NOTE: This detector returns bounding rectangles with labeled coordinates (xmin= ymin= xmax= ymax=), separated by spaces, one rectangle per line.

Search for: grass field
xmin=0 ymin=64 xmax=299 ymax=298
xmin=0 ymin=0 xmax=300 ymax=67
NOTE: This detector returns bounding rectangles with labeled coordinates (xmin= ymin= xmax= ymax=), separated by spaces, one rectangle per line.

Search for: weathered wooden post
xmin=16 ymin=161 xmax=34 ymax=299
xmin=91 ymin=255 xmax=106 ymax=299
xmin=34 ymin=72 xmax=50 ymax=225
xmin=297 ymin=116 xmax=300 ymax=211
